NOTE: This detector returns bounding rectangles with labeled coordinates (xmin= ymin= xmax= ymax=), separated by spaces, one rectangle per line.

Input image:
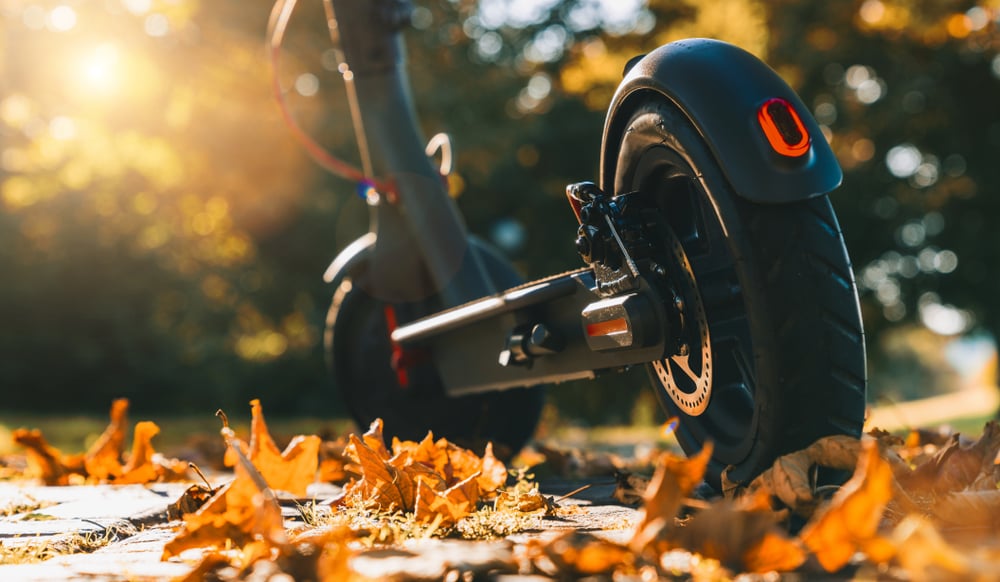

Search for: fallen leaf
xmin=800 ymin=438 xmax=895 ymax=572
xmin=892 ymin=515 xmax=1000 ymax=582
xmin=743 ymin=531 xmax=807 ymax=574
xmin=630 ymin=443 xmax=712 ymax=552
xmin=527 ymin=531 xmax=632 ymax=577
xmin=83 ymin=398 xmax=129 ymax=482
xmin=740 ymin=434 xmax=912 ymax=517
xmin=239 ymin=399 xmax=320 ymax=497
xmin=117 ymin=421 xmax=164 ymax=485
xmin=283 ymin=526 xmax=359 ymax=581
xmin=477 ymin=442 xmax=508 ymax=498
xmin=928 ymin=489 xmax=1000 ymax=530
xmin=674 ymin=491 xmax=803 ymax=574
xmin=168 ymin=483 xmax=218 ymax=521
xmin=612 ymin=470 xmax=651 ymax=505
xmin=162 ymin=414 xmax=285 ymax=562
xmin=391 ymin=432 xmax=508 ymax=498
xmin=414 ymin=472 xmax=480 ymax=526
xmin=361 ymin=417 xmax=391 ymax=461
xmin=902 ymin=421 xmax=1000 ymax=494
xmin=534 ymin=442 xmax=622 ymax=478
xmin=12 ymin=428 xmax=86 ymax=485
xmin=318 ymin=437 xmax=354 ymax=484
xmin=343 ymin=433 xmax=413 ymax=512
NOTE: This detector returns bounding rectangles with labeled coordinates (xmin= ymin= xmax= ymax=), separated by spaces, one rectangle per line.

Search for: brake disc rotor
xmin=651 ymin=226 xmax=712 ymax=416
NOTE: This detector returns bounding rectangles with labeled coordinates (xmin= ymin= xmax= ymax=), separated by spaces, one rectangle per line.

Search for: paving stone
xmin=0 ymin=549 xmax=192 ymax=581
xmin=0 ymin=477 xmax=642 ymax=580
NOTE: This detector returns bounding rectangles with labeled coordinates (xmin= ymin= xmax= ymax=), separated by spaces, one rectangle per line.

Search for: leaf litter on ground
xmin=6 ymin=399 xmax=1000 ymax=579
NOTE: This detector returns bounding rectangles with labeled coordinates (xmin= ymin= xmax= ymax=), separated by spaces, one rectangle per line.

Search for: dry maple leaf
xmin=612 ymin=470 xmax=651 ymax=505
xmin=342 ymin=433 xmax=414 ymax=512
xmin=83 ymin=397 xmax=129 ymax=481
xmin=901 ymin=421 xmax=1000 ymax=494
xmin=534 ymin=442 xmax=622 ymax=478
xmin=477 ymin=442 xmax=508 ymax=498
xmin=392 ymin=432 xmax=453 ymax=481
xmin=360 ymin=417 xmax=391 ymax=460
xmin=224 ymin=399 xmax=321 ymax=497
xmin=672 ymin=490 xmax=804 ymax=574
xmin=281 ymin=526 xmax=360 ymax=581
xmin=391 ymin=432 xmax=508 ymax=499
xmin=116 ymin=421 xmax=165 ymax=485
xmin=318 ymin=437 xmax=354 ymax=484
xmin=630 ymin=443 xmax=713 ymax=552
xmin=414 ymin=472 xmax=480 ymax=526
xmin=799 ymin=438 xmax=896 ymax=572
xmin=928 ymin=489 xmax=1000 ymax=530
xmin=494 ymin=485 xmax=551 ymax=514
xmin=889 ymin=514 xmax=1000 ymax=582
xmin=12 ymin=428 xmax=86 ymax=485
xmin=163 ymin=413 xmax=286 ymax=563
xmin=739 ymin=434 xmax=912 ymax=517
xmin=526 ymin=531 xmax=633 ymax=578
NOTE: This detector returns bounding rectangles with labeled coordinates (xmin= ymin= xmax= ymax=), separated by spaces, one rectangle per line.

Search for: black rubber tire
xmin=324 ymin=253 xmax=545 ymax=458
xmin=613 ymin=97 xmax=867 ymax=486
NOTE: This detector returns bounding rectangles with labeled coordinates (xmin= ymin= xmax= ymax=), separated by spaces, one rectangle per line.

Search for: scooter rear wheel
xmin=324 ymin=258 xmax=544 ymax=458
xmin=613 ymin=98 xmax=867 ymax=487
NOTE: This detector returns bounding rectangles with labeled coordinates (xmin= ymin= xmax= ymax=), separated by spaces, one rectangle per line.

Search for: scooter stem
xmin=326 ymin=0 xmax=495 ymax=306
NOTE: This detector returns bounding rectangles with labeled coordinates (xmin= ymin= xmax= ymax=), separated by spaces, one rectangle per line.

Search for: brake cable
xmin=267 ymin=0 xmax=394 ymax=196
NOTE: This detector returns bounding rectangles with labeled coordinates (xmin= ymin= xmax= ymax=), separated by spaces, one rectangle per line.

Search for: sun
xmin=78 ymin=43 xmax=121 ymax=95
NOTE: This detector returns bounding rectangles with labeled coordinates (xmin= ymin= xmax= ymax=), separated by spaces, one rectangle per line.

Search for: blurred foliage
xmin=0 ymin=0 xmax=998 ymax=421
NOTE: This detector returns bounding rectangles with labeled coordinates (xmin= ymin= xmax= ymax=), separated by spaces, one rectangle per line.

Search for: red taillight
xmin=757 ymin=98 xmax=811 ymax=158
xmin=585 ymin=317 xmax=629 ymax=337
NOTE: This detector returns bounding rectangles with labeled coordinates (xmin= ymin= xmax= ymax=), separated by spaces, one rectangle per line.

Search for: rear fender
xmin=600 ymin=39 xmax=842 ymax=204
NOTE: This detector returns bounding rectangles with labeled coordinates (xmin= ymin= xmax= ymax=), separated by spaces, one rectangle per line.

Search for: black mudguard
xmin=600 ymin=38 xmax=842 ymax=204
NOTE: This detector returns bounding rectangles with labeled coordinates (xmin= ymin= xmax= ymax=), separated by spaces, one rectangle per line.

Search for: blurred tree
xmin=763 ymin=0 xmax=1000 ymax=398
xmin=0 ymin=0 xmax=340 ymax=414
xmin=3 ymin=0 xmax=996 ymax=423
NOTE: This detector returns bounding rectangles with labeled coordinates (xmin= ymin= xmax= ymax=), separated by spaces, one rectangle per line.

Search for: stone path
xmin=0 ymin=479 xmax=638 ymax=580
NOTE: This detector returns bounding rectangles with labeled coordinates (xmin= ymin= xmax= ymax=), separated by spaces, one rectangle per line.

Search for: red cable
xmin=267 ymin=0 xmax=394 ymax=194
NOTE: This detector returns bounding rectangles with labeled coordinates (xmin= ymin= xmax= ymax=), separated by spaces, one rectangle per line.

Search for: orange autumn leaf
xmin=227 ymin=399 xmax=320 ymax=497
xmin=12 ymin=428 xmax=86 ymax=485
xmin=414 ymin=472 xmax=480 ymax=526
xmin=343 ymin=433 xmax=413 ymax=512
xmin=84 ymin=398 xmax=129 ymax=482
xmin=391 ymin=432 xmax=507 ymax=495
xmin=668 ymin=489 xmax=802 ymax=573
xmin=318 ymin=437 xmax=354 ymax=484
xmin=631 ymin=443 xmax=712 ymax=551
xmin=477 ymin=442 xmax=508 ymax=498
xmin=285 ymin=526 xmax=360 ymax=581
xmin=392 ymin=432 xmax=450 ymax=480
xmin=800 ymin=438 xmax=895 ymax=572
xmin=527 ymin=532 xmax=632 ymax=577
xmin=361 ymin=417 xmax=391 ymax=461
xmin=902 ymin=421 xmax=1000 ymax=494
xmin=743 ymin=532 xmax=807 ymax=574
xmin=738 ymin=490 xmax=806 ymax=572
xmin=163 ymin=417 xmax=285 ymax=561
xmin=117 ymin=421 xmax=164 ymax=485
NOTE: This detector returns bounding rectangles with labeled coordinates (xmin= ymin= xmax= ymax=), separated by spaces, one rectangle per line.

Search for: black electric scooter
xmin=271 ymin=0 xmax=867 ymax=487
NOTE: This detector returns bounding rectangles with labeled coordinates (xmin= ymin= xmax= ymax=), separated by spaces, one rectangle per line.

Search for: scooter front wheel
xmin=613 ymin=98 xmax=867 ymax=486
xmin=325 ymin=271 xmax=545 ymax=458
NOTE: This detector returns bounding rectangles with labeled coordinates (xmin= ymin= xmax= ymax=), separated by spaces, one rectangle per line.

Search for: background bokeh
xmin=1 ymin=0 xmax=998 ymax=423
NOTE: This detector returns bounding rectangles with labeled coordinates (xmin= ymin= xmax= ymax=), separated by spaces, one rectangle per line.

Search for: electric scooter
xmin=270 ymin=0 xmax=867 ymax=487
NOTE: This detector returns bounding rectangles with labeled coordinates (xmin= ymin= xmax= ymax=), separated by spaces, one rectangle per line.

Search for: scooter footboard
xmin=391 ymin=270 xmax=671 ymax=396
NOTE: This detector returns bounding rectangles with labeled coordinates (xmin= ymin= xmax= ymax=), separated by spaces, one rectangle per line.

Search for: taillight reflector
xmin=757 ymin=98 xmax=811 ymax=157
